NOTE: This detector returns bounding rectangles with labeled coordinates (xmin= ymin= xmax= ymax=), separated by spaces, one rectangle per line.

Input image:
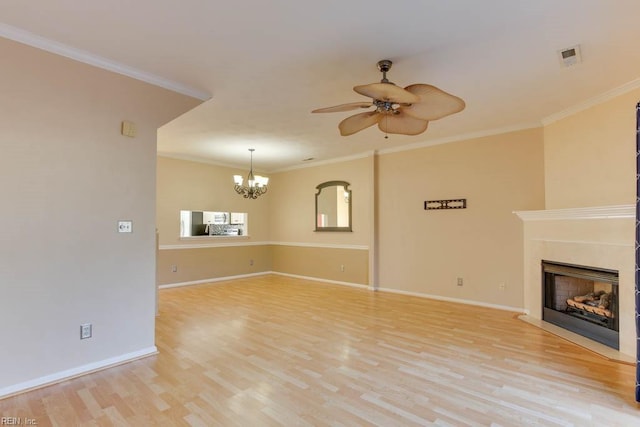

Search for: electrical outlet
xmin=118 ymin=220 xmax=132 ymax=233
xmin=457 ymin=277 xmax=463 ymax=286
xmin=499 ymin=283 xmax=506 ymax=291
xmin=80 ymin=323 xmax=92 ymax=339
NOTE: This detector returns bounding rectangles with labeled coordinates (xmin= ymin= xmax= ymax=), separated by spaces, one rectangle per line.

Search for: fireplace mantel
xmin=516 ymin=204 xmax=636 ymax=359
xmin=514 ymin=204 xmax=634 ymax=221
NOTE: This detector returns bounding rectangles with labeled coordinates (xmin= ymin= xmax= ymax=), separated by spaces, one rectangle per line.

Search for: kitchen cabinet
xmin=180 ymin=210 xmax=248 ymax=237
xmin=230 ymin=212 xmax=245 ymax=224
xmin=203 ymin=211 xmax=229 ymax=224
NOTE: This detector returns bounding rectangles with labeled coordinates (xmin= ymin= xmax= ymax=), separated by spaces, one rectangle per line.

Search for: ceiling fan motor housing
xmin=375 ymin=100 xmax=401 ymax=114
xmin=377 ymin=59 xmax=392 ymax=73
xmin=377 ymin=59 xmax=393 ymax=84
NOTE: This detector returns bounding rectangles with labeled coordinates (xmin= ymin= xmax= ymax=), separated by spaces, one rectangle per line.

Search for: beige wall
xmin=155 ymin=81 xmax=637 ymax=329
xmin=156 ymin=156 xmax=272 ymax=284
xmin=157 ymin=245 xmax=271 ymax=285
xmin=270 ymin=245 xmax=368 ymax=285
xmin=0 ymin=37 xmax=201 ymax=393
xmin=544 ymin=88 xmax=640 ymax=209
xmin=267 ymin=156 xmax=372 ymax=284
xmin=5 ymin=20 xmax=636 ymax=397
xmin=268 ymin=156 xmax=372 ymax=247
xmin=157 ymin=156 xmax=270 ymax=246
xmin=158 ymin=131 xmax=547 ymax=305
xmin=157 ymin=155 xmax=372 ymax=286
xmin=521 ymin=87 xmax=639 ymax=358
xmin=377 ymin=128 xmax=546 ymax=309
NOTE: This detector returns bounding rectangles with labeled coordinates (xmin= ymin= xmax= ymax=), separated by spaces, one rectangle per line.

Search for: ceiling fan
xmin=312 ymin=60 xmax=465 ymax=137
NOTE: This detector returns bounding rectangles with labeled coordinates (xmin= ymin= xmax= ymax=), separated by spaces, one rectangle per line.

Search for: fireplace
xmin=542 ymin=260 xmax=619 ymax=349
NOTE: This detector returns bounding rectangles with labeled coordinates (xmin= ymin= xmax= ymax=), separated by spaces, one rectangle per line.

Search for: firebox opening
xmin=542 ymin=260 xmax=619 ymax=350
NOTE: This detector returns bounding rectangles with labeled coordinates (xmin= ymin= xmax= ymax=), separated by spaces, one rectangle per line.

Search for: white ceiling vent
xmin=558 ymin=45 xmax=582 ymax=67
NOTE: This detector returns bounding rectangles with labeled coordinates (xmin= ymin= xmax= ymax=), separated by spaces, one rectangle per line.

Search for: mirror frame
xmin=314 ymin=180 xmax=352 ymax=232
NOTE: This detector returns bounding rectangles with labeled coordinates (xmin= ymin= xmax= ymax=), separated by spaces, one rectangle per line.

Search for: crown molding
xmin=0 ymin=23 xmax=211 ymax=101
xmin=542 ymin=78 xmax=640 ymax=125
xmin=157 ymin=153 xmax=243 ymax=170
xmin=157 ymin=151 xmax=375 ymax=174
xmin=377 ymin=122 xmax=543 ymax=156
xmin=271 ymin=151 xmax=375 ymax=173
xmin=514 ymin=205 xmax=634 ymax=221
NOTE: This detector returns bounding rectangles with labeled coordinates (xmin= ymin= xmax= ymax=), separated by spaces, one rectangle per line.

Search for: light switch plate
xmin=118 ymin=220 xmax=132 ymax=233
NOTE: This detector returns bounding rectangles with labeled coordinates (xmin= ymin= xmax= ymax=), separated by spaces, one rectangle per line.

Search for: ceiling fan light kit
xmin=313 ymin=60 xmax=465 ymax=137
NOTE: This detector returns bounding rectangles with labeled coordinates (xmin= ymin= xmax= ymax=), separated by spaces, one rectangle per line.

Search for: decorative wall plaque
xmin=424 ymin=199 xmax=467 ymax=210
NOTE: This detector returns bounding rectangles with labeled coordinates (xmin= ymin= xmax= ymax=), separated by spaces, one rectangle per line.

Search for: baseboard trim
xmin=271 ymin=272 xmax=369 ymax=289
xmin=160 ymin=273 xmax=524 ymax=315
xmin=0 ymin=346 xmax=158 ymax=400
xmin=158 ymin=271 xmax=271 ymax=289
xmin=376 ymin=286 xmax=526 ymax=313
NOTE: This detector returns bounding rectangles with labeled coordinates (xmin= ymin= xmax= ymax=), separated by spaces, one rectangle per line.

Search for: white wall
xmin=0 ymin=38 xmax=200 ymax=395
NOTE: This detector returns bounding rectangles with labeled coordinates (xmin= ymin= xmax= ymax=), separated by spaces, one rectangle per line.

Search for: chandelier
xmin=233 ymin=148 xmax=269 ymax=199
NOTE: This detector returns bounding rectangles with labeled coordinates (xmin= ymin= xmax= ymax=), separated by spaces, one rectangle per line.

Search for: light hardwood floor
xmin=2 ymin=275 xmax=640 ymax=426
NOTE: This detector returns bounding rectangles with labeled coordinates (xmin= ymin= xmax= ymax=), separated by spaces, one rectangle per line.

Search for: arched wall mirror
xmin=315 ymin=180 xmax=352 ymax=232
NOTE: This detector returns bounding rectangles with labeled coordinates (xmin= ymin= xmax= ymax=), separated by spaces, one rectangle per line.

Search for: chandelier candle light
xmin=233 ymin=148 xmax=269 ymax=199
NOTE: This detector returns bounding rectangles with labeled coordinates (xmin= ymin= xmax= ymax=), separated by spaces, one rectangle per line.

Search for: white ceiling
xmin=2 ymin=1 xmax=640 ymax=171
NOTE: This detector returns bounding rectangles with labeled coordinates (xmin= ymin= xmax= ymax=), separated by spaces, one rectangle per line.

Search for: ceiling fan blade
xmin=353 ymin=83 xmax=420 ymax=104
xmin=312 ymin=102 xmax=372 ymax=113
xmin=378 ymin=113 xmax=428 ymax=136
xmin=338 ymin=111 xmax=381 ymax=136
xmin=402 ymin=84 xmax=465 ymax=121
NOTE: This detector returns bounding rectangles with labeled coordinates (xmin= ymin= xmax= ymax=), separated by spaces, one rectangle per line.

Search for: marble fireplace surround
xmin=515 ymin=205 xmax=636 ymax=361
